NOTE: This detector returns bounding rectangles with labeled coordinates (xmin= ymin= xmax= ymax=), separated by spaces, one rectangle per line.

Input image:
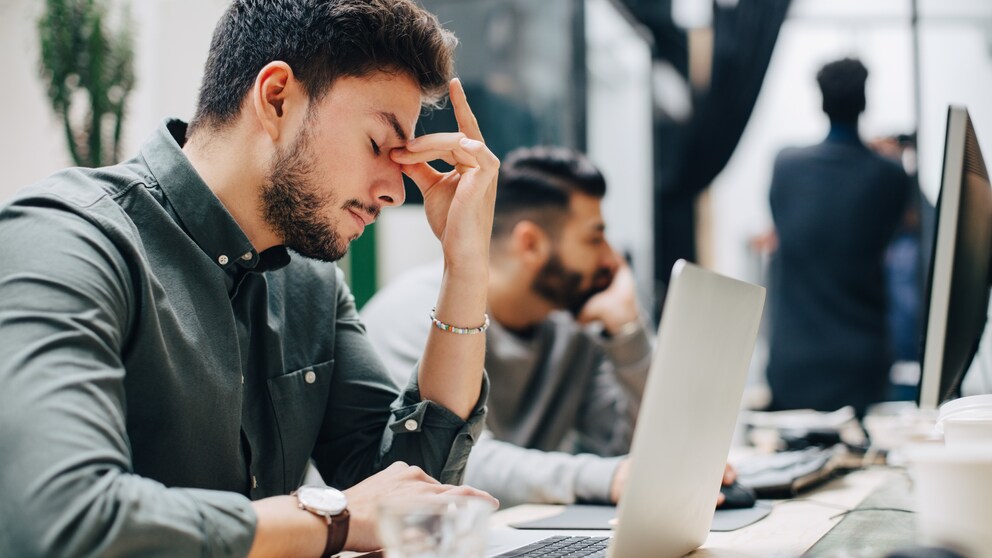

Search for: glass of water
xmin=377 ymin=495 xmax=492 ymax=558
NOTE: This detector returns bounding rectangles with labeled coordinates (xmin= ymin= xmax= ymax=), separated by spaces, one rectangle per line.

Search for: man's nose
xmin=373 ymin=162 xmax=406 ymax=207
xmin=601 ymin=242 xmax=620 ymax=271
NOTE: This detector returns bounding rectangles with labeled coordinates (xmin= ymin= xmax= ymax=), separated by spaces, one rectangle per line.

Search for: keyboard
xmin=735 ymin=445 xmax=846 ymax=498
xmin=494 ymin=535 xmax=610 ymax=557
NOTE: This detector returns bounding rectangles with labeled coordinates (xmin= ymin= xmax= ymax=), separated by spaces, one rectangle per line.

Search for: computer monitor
xmin=918 ymin=106 xmax=992 ymax=410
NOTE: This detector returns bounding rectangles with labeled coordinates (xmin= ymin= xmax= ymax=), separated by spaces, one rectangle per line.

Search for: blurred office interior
xmin=1 ymin=0 xmax=990 ymax=405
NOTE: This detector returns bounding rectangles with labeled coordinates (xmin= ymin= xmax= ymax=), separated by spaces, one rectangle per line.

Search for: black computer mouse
xmin=718 ymin=480 xmax=757 ymax=509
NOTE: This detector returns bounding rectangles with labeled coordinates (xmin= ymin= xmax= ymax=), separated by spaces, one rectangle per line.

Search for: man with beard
xmin=0 ymin=1 xmax=499 ymax=557
xmin=362 ymin=146 xmax=652 ymax=507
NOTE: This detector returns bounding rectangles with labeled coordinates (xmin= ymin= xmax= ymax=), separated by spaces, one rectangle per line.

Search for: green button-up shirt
xmin=0 ymin=120 xmax=487 ymax=557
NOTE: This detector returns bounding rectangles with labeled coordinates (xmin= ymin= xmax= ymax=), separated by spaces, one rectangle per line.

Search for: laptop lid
xmin=609 ymin=260 xmax=765 ymax=557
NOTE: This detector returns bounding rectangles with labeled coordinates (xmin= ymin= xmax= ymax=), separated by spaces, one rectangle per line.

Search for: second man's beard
xmin=531 ymin=253 xmax=613 ymax=316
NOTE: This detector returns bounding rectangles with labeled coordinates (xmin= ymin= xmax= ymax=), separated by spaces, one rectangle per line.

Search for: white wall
xmin=585 ymin=0 xmax=655 ymax=303
xmin=126 ymin=0 xmax=229 ymax=149
xmin=0 ymin=0 xmax=227 ymax=202
xmin=0 ymin=1 xmax=72 ymax=198
xmin=917 ymin=0 xmax=992 ymax=202
xmin=375 ymin=207 xmax=442 ymax=286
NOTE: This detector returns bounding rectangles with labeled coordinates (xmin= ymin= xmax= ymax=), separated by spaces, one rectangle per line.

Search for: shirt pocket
xmin=267 ymin=359 xmax=334 ymax=491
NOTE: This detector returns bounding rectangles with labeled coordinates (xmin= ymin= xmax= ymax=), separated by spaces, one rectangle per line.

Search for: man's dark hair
xmin=492 ymin=146 xmax=607 ymax=239
xmin=188 ymin=0 xmax=457 ymax=134
xmin=817 ymin=57 xmax=868 ymax=124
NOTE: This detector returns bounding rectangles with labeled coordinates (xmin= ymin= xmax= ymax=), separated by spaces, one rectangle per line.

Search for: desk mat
xmin=805 ymin=471 xmax=915 ymax=556
xmin=509 ymin=502 xmax=773 ymax=532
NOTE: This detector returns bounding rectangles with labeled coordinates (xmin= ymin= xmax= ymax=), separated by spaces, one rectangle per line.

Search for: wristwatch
xmin=293 ymin=485 xmax=350 ymax=557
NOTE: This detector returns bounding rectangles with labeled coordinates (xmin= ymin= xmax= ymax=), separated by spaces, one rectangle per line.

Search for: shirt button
xmin=241 ymin=252 xmax=253 ymax=261
xmin=251 ymin=475 xmax=258 ymax=489
xmin=404 ymin=419 xmax=418 ymax=431
xmin=241 ymin=375 xmax=245 ymax=385
xmin=304 ymin=370 xmax=317 ymax=384
xmin=217 ymin=254 xmax=229 ymax=265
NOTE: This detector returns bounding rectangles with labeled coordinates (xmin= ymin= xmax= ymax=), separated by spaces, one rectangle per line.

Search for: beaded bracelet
xmin=430 ymin=307 xmax=490 ymax=334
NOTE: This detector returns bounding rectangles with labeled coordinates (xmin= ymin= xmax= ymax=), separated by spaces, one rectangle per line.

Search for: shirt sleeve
xmin=574 ymin=321 xmax=653 ymax=457
xmin=0 ymin=200 xmax=256 ymax=558
xmin=311 ymin=267 xmax=487 ymax=488
xmin=464 ymin=434 xmax=624 ymax=507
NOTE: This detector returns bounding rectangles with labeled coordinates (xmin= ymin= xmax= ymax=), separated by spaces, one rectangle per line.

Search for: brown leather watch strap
xmin=321 ymin=509 xmax=350 ymax=558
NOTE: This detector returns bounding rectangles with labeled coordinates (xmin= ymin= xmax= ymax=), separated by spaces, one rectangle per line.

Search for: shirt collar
xmin=140 ymin=119 xmax=290 ymax=273
xmin=826 ymin=122 xmax=863 ymax=146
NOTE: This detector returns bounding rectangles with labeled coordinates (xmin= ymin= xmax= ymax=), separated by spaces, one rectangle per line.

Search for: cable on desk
xmin=827 ymin=508 xmax=914 ymax=520
xmin=771 ymin=498 xmax=914 ymax=521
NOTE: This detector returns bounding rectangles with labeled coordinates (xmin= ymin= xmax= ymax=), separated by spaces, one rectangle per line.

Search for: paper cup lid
xmin=936 ymin=395 xmax=992 ymax=432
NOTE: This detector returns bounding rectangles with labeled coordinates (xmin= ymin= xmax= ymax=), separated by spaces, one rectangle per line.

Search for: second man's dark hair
xmin=189 ymin=0 xmax=457 ymax=134
xmin=493 ymin=146 xmax=607 ymax=239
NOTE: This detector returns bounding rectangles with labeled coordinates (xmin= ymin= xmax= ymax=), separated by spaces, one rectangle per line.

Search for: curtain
xmin=652 ymin=0 xmax=792 ymax=300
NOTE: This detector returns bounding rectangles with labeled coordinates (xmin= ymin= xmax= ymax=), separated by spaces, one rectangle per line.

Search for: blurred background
xmin=1 ymin=0 xmax=990 ymax=405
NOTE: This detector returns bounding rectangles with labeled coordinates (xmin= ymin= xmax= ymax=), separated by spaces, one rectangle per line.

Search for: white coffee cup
xmin=942 ymin=417 xmax=992 ymax=447
xmin=907 ymin=445 xmax=992 ymax=558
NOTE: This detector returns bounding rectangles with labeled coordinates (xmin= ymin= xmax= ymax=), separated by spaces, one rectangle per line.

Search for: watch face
xmin=298 ymin=486 xmax=348 ymax=515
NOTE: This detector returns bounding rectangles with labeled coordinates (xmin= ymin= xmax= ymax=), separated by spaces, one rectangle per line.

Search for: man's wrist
xmin=293 ymin=486 xmax=350 ymax=557
xmin=441 ymin=260 xmax=489 ymax=285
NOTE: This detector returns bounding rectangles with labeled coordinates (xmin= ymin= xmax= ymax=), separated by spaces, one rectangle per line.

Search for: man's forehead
xmin=332 ymin=72 xmax=422 ymax=140
xmin=568 ymin=193 xmax=605 ymax=220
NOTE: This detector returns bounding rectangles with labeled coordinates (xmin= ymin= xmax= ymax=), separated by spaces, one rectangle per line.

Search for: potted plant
xmin=38 ymin=0 xmax=135 ymax=167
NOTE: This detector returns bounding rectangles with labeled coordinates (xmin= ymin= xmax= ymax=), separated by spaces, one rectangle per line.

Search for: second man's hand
xmin=577 ymin=254 xmax=640 ymax=336
xmin=609 ymin=460 xmax=738 ymax=507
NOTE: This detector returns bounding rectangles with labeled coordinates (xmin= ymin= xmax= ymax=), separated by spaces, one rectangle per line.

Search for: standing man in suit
xmin=765 ymin=58 xmax=911 ymax=417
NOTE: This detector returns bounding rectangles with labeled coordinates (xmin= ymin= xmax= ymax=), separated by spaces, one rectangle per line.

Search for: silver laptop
xmin=486 ymin=260 xmax=766 ymax=558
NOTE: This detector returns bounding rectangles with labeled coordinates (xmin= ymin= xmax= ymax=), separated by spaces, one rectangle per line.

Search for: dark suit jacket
xmin=766 ymin=126 xmax=911 ymax=416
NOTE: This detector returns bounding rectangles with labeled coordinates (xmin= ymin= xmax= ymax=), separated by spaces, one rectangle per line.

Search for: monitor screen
xmin=918 ymin=106 xmax=992 ymax=410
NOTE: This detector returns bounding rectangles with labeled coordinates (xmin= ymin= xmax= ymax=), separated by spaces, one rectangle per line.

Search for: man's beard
xmin=531 ymin=252 xmax=613 ymax=316
xmin=260 ymin=127 xmax=376 ymax=262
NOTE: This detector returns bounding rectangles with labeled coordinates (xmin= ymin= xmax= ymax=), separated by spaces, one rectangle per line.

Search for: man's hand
xmin=248 ymin=462 xmax=496 ymax=557
xmin=343 ymin=462 xmax=499 ymax=552
xmin=577 ymin=255 xmax=640 ymax=336
xmin=609 ymin=458 xmax=630 ymax=504
xmin=609 ymin=460 xmax=736 ymax=507
xmin=716 ymin=463 xmax=736 ymax=508
xmin=390 ymin=78 xmax=499 ymax=276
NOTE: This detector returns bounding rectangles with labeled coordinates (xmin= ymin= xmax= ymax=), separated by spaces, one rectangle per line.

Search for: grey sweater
xmin=361 ymin=262 xmax=652 ymax=506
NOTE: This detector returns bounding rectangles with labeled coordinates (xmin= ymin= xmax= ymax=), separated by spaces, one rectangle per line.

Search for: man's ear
xmin=252 ymin=61 xmax=305 ymax=143
xmin=510 ymin=220 xmax=552 ymax=270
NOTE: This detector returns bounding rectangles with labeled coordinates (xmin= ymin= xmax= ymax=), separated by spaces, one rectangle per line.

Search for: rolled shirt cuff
xmin=387 ymin=367 xmax=490 ymax=484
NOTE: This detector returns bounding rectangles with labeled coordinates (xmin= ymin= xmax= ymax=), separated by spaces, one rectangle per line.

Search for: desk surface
xmin=490 ymin=467 xmax=911 ymax=557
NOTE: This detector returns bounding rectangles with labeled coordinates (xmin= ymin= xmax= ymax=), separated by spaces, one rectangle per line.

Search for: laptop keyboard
xmin=494 ymin=535 xmax=610 ymax=557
